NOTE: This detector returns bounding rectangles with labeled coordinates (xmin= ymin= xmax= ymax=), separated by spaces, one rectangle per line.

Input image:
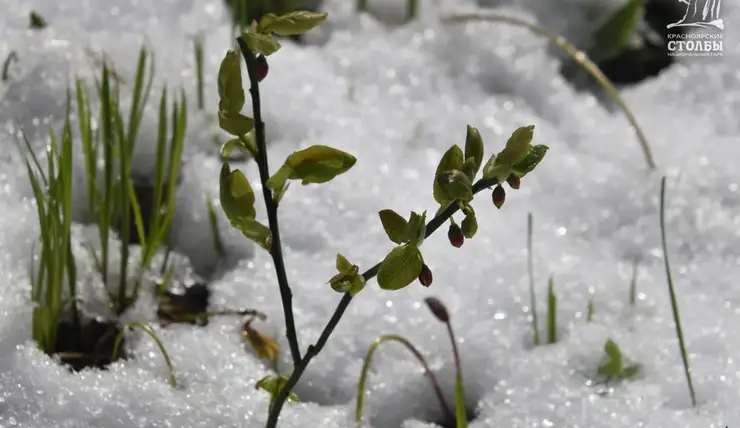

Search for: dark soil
xmin=53 ymin=318 xmax=126 ymax=371
xmin=157 ymin=282 xmax=211 ymax=326
xmin=431 ymin=407 xmax=479 ymax=428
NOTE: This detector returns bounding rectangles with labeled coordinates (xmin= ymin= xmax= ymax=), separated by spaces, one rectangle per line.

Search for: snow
xmin=1 ymin=0 xmax=739 ymax=427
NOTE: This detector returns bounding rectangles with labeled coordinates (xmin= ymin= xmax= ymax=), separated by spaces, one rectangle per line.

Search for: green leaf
xmin=219 ymin=163 xmax=256 ymax=221
xmin=273 ymin=181 xmax=290 ymax=204
xmin=461 ymin=213 xmax=477 ymax=239
xmin=598 ymin=338 xmax=623 ymax=377
xmin=256 ymin=375 xmax=300 ymax=402
xmin=495 ymin=125 xmax=535 ymax=166
xmin=436 ymin=170 xmax=473 ymax=202
xmin=462 ymin=157 xmax=478 ymax=182
xmin=269 ymin=145 xmax=356 ymax=187
xmin=378 ymin=209 xmax=409 ymax=245
xmin=242 ymin=32 xmax=282 ymax=56
xmin=259 ymin=11 xmax=329 ymax=36
xmin=234 ymin=217 xmax=272 ymax=250
xmin=219 ymin=111 xmax=255 ymax=136
xmin=29 ymin=11 xmax=47 ymax=29
xmin=406 ymin=211 xmax=427 ymax=247
xmin=217 ymin=50 xmax=245 ymax=114
xmin=433 ymin=145 xmax=464 ymax=204
xmin=588 ymin=0 xmax=643 ymax=64
xmin=464 ymin=125 xmax=484 ymax=179
xmin=377 ymin=244 xmax=423 ymax=290
xmin=511 ymin=145 xmax=549 ymax=177
xmin=455 ymin=373 xmax=468 ymax=428
xmin=221 ymin=138 xmax=248 ymax=160
xmin=336 ymin=253 xmax=353 ymax=273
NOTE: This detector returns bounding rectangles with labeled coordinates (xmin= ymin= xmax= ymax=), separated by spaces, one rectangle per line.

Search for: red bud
xmin=447 ymin=223 xmax=465 ymax=248
xmin=424 ymin=297 xmax=450 ymax=323
xmin=492 ymin=184 xmax=506 ymax=209
xmin=418 ymin=264 xmax=433 ymax=287
xmin=254 ymin=55 xmax=269 ymax=82
xmin=506 ymin=174 xmax=520 ymax=190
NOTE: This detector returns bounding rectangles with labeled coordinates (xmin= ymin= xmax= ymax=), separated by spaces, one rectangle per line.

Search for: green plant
xmin=214 ymin=11 xmax=548 ymax=428
xmin=206 ymin=194 xmax=227 ymax=258
xmin=527 ymin=212 xmax=540 ymax=345
xmin=425 ymin=297 xmax=469 ymax=428
xmin=112 ymin=321 xmax=177 ymax=387
xmin=629 ymin=258 xmax=639 ymax=306
xmin=595 ymin=338 xmax=641 ymax=385
xmin=586 ymin=296 xmax=594 ymax=323
xmin=193 ymin=34 xmax=206 ymax=110
xmin=355 ymin=334 xmax=452 ymax=423
xmin=660 ymin=176 xmax=696 ymax=407
xmin=547 ymin=275 xmax=557 ymax=344
xmin=16 ymin=98 xmax=78 ymax=356
xmin=29 ymin=11 xmax=48 ymax=29
xmin=441 ymin=11 xmax=656 ymax=171
xmin=2 ymin=51 xmax=18 ymax=82
xmin=76 ymin=47 xmax=187 ymax=315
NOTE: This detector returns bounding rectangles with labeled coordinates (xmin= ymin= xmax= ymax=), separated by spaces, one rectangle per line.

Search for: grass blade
xmin=193 ymin=34 xmax=205 ymax=110
xmin=547 ymin=275 xmax=557 ymax=344
xmin=659 ymin=176 xmax=696 ymax=407
xmin=527 ymin=212 xmax=540 ymax=346
xmin=206 ymin=194 xmax=226 ymax=258
xmin=112 ymin=321 xmax=177 ymax=388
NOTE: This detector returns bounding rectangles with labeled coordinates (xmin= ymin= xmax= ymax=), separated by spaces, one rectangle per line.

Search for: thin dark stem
xmin=264 ymin=177 xmax=498 ymax=428
xmin=236 ymin=37 xmax=301 ymax=366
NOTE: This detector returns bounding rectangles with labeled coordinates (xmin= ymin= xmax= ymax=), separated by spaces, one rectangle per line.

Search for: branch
xmin=264 ymin=177 xmax=499 ymax=428
xmin=236 ymin=37 xmax=302 ymax=366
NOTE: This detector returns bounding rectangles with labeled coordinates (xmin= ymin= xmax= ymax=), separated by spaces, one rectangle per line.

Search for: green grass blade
xmin=148 ymin=86 xmax=169 ymax=248
xmin=629 ymin=258 xmax=639 ymax=306
xmin=99 ymin=62 xmax=115 ymax=287
xmin=206 ymin=194 xmax=226 ymax=258
xmin=193 ymin=35 xmax=205 ymax=110
xmin=112 ymin=322 xmax=177 ymax=387
xmin=455 ymin=373 xmax=467 ymax=428
xmin=2 ymin=51 xmax=18 ymax=82
xmin=659 ymin=176 xmax=696 ymax=407
xmin=547 ymin=275 xmax=557 ymax=344
xmin=76 ymin=78 xmax=98 ymax=219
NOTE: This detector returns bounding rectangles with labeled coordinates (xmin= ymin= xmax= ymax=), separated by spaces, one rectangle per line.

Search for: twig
xmin=263 ymin=177 xmax=499 ymax=428
xmin=235 ymin=36 xmax=302 ymax=366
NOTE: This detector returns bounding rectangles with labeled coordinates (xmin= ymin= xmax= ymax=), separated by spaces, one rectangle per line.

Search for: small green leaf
xmin=464 ymin=125 xmax=484 ymax=179
xmin=462 ymin=157 xmax=478 ymax=182
xmin=243 ymin=32 xmax=282 ymax=56
xmin=597 ymin=338 xmax=623 ymax=377
xmin=270 ymin=145 xmax=356 ymax=187
xmin=433 ymin=145 xmax=464 ymax=204
xmin=378 ymin=209 xmax=409 ymax=245
xmin=221 ymin=138 xmax=248 ymax=160
xmin=377 ymin=244 xmax=423 ymax=290
xmin=273 ymin=181 xmax=290 ymax=204
xmin=235 ymin=217 xmax=272 ymax=250
xmin=219 ymin=112 xmax=255 ymax=136
xmin=495 ymin=125 xmax=535 ymax=166
xmin=622 ymin=364 xmax=641 ymax=379
xmin=336 ymin=253 xmax=353 ymax=273
xmin=29 ymin=11 xmax=47 ymax=29
xmin=588 ymin=0 xmax=643 ymax=64
xmin=436 ymin=170 xmax=473 ymax=202
xmin=461 ymin=213 xmax=477 ymax=239
xmin=329 ymin=269 xmax=365 ymax=296
xmin=511 ymin=145 xmax=549 ymax=177
xmin=259 ymin=11 xmax=329 ymax=36
xmin=217 ymin=50 xmax=245 ymax=114
xmin=219 ymin=163 xmax=256 ymax=221
xmin=256 ymin=375 xmax=300 ymax=402
xmin=406 ymin=211 xmax=427 ymax=247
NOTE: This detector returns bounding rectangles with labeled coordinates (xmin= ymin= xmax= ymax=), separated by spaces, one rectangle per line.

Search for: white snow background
xmin=1 ymin=0 xmax=739 ymax=427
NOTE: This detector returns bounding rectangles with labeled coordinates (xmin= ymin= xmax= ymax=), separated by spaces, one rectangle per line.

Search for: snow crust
xmin=1 ymin=0 xmax=738 ymax=427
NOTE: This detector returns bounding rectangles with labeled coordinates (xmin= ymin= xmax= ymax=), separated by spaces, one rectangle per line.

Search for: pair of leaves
xmin=242 ymin=11 xmax=328 ymax=57
xmin=482 ymin=125 xmax=548 ymax=181
xmin=266 ymin=145 xmax=356 ymax=194
xmin=328 ymin=254 xmax=365 ymax=296
xmin=219 ymin=163 xmax=272 ymax=250
xmin=378 ymin=209 xmax=427 ymax=247
xmin=597 ymin=338 xmax=641 ymax=384
xmin=432 ymin=125 xmax=483 ymax=206
xmin=217 ymin=50 xmax=255 ymax=137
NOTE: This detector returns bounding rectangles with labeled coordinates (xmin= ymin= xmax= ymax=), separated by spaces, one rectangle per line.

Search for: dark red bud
xmin=418 ymin=264 xmax=433 ymax=287
xmin=424 ymin=296 xmax=450 ymax=323
xmin=492 ymin=184 xmax=506 ymax=209
xmin=506 ymin=174 xmax=520 ymax=190
xmin=447 ymin=223 xmax=465 ymax=248
xmin=254 ymin=55 xmax=269 ymax=82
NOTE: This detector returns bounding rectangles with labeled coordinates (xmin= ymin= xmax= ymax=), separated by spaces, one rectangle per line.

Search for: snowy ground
xmin=1 ymin=0 xmax=739 ymax=427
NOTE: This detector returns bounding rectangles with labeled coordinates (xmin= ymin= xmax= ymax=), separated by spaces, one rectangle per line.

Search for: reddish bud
xmin=447 ymin=223 xmax=465 ymax=248
xmin=418 ymin=264 xmax=433 ymax=287
xmin=424 ymin=297 xmax=450 ymax=323
xmin=506 ymin=174 xmax=520 ymax=190
xmin=254 ymin=55 xmax=269 ymax=82
xmin=492 ymin=184 xmax=506 ymax=209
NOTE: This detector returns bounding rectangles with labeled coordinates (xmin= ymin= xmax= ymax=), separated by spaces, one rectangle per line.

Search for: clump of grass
xmin=16 ymin=98 xmax=77 ymax=356
xmin=355 ymin=334 xmax=452 ymax=424
xmin=659 ymin=176 xmax=696 ymax=407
